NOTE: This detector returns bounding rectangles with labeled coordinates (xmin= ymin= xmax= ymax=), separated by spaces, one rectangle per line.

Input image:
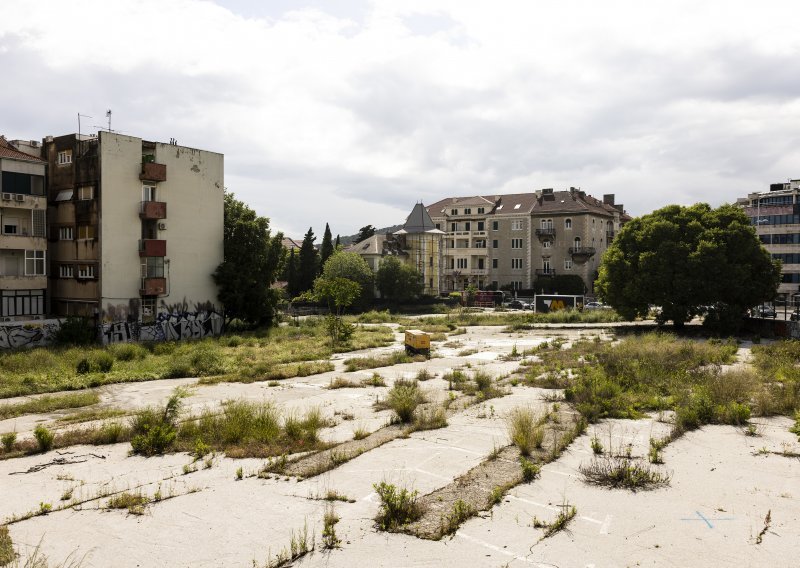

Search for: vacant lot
xmin=0 ymin=320 xmax=797 ymax=567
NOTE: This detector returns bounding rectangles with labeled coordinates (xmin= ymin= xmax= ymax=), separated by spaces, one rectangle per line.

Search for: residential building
xmin=346 ymin=203 xmax=444 ymax=296
xmin=0 ymin=137 xmax=47 ymax=320
xmin=738 ymin=179 xmax=800 ymax=305
xmin=43 ymin=131 xmax=224 ymax=326
xmin=428 ymin=188 xmax=627 ymax=293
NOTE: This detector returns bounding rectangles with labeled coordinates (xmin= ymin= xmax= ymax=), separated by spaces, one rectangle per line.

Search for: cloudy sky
xmin=2 ymin=0 xmax=800 ymax=239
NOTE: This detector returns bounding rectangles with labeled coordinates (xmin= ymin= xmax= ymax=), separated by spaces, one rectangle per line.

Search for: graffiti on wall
xmin=0 ymin=321 xmax=60 ymax=350
xmin=99 ymin=311 xmax=223 ymax=345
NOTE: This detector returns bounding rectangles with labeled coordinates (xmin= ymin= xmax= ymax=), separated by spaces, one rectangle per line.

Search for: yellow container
xmin=404 ymin=329 xmax=431 ymax=356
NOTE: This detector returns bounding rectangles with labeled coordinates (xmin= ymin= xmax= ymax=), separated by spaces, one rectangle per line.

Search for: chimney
xmin=603 ymin=194 xmax=615 ymax=206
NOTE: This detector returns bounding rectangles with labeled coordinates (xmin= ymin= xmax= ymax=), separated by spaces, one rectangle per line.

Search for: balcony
xmin=140 ymin=201 xmax=167 ymax=220
xmin=535 ymin=227 xmax=556 ymax=241
xmin=140 ymin=277 xmax=167 ymax=296
xmin=445 ymin=247 xmax=489 ymax=256
xmin=569 ymin=247 xmax=596 ymax=261
xmin=606 ymin=230 xmax=615 ymax=240
xmin=0 ymin=274 xmax=47 ymax=291
xmin=139 ymin=239 xmax=166 ymax=257
xmin=446 ymin=230 xmax=488 ymax=238
xmin=535 ymin=268 xmax=556 ymax=277
xmin=140 ymin=162 xmax=167 ymax=182
xmin=0 ymin=234 xmax=46 ymax=251
xmin=0 ymin=193 xmax=46 ymax=210
xmin=443 ymin=268 xmax=487 ymax=277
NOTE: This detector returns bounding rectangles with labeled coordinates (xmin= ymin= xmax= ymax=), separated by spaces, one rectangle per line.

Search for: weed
xmin=321 ymin=504 xmax=341 ymax=549
xmin=256 ymin=521 xmax=315 ymax=568
xmin=648 ymin=437 xmax=668 ymax=464
xmin=415 ymin=368 xmax=433 ymax=381
xmin=328 ymin=377 xmax=361 ymax=389
xmin=130 ymin=387 xmax=187 ymax=456
xmin=440 ymin=499 xmax=475 ymax=537
xmin=235 ymin=466 xmax=243 ymax=480
xmin=352 ymin=424 xmax=369 ymax=440
xmin=33 ymin=425 xmax=54 ymax=453
xmin=384 ymin=379 xmax=424 ymax=423
xmin=520 ymin=457 xmax=541 ymax=482
xmin=745 ymin=423 xmax=761 ymax=437
xmin=489 ymin=485 xmax=508 ymax=505
xmin=506 ymin=407 xmax=544 ymax=456
xmin=2 ymin=432 xmax=16 ymax=453
xmin=590 ymin=434 xmax=603 ymax=455
xmin=322 ymin=490 xmax=354 ymax=503
xmin=343 ymin=351 xmax=411 ymax=372
xmin=106 ymin=492 xmax=148 ymax=515
xmin=579 ymin=455 xmax=671 ymax=490
xmin=533 ymin=503 xmax=577 ymax=540
xmin=413 ymin=405 xmax=448 ymax=431
xmin=38 ymin=502 xmax=52 ymax=515
xmin=0 ymin=525 xmax=12 ymax=566
xmin=755 ymin=510 xmax=771 ymax=545
xmin=362 ymin=373 xmax=386 ymax=387
xmin=373 ymin=481 xmax=423 ymax=531
xmin=192 ymin=438 xmax=211 ymax=459
xmin=487 ymin=444 xmax=502 ymax=461
xmin=0 ymin=392 xmax=100 ymax=421
xmin=60 ymin=488 xmax=74 ymax=501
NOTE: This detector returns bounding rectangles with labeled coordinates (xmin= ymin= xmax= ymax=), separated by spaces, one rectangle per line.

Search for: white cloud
xmin=2 ymin=0 xmax=800 ymax=237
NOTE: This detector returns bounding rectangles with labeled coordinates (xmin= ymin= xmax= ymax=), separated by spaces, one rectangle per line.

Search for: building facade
xmin=738 ymin=179 xmax=800 ymax=305
xmin=0 ymin=137 xmax=47 ymax=320
xmin=428 ymin=188 xmax=626 ymax=293
xmin=43 ymin=131 xmax=224 ymax=330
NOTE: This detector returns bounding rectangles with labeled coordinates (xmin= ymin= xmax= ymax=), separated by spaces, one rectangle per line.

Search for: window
xmin=1 ymin=290 xmax=44 ymax=317
xmin=573 ymin=237 xmax=582 ymax=250
xmin=55 ymin=189 xmax=73 ymax=202
xmin=59 ymin=227 xmax=74 ymax=240
xmin=478 ymin=207 xmax=485 ymax=214
xmin=78 ymin=264 xmax=95 ymax=279
xmin=565 ymin=218 xmax=572 ymax=229
xmin=511 ymin=238 xmax=523 ymax=249
xmin=32 ymin=210 xmax=45 ymax=237
xmin=496 ymin=204 xmax=504 ymax=210
xmin=511 ymin=219 xmax=523 ymax=230
xmin=429 ymin=256 xmax=433 ymax=267
xmin=542 ymin=259 xmax=552 ymax=272
xmin=514 ymin=203 xmax=521 ymax=210
xmin=78 ymin=186 xmax=94 ymax=200
xmin=142 ymin=257 xmax=165 ymax=278
xmin=451 ymin=222 xmax=458 ymax=232
xmin=564 ymin=259 xmax=573 ymax=270
xmin=57 ymin=150 xmax=72 ymax=165
xmin=60 ymin=265 xmax=74 ymax=278
xmin=457 ymin=258 xmax=468 ymax=269
xmin=492 ymin=280 xmax=498 ymax=288
xmin=543 ymin=240 xmax=551 ymax=248
xmin=475 ymin=239 xmax=486 ymax=248
xmin=78 ymin=225 xmax=96 ymax=240
xmin=435 ymin=223 xmax=441 ymax=230
xmin=464 ymin=208 xmax=471 ymax=214
xmin=451 ymin=208 xmax=458 ymax=215
xmin=141 ymin=296 xmax=157 ymax=323
xmin=448 ymin=258 xmax=455 ymax=269
xmin=492 ymin=221 xmax=499 ymax=231
xmin=477 ymin=258 xmax=485 ymax=269
xmin=541 ymin=219 xmax=553 ymax=229
xmin=464 ymin=222 xmax=471 ymax=231
xmin=142 ymin=184 xmax=156 ymax=202
xmin=492 ymin=259 xmax=498 ymax=269
xmin=3 ymin=220 xmax=18 ymax=235
xmin=24 ymin=250 xmax=45 ymax=276
xmin=477 ymin=221 xmax=484 ymax=231
xmin=511 ymin=258 xmax=523 ymax=269
xmin=512 ymin=281 xmax=522 ymax=290
xmin=492 ymin=239 xmax=498 ymax=249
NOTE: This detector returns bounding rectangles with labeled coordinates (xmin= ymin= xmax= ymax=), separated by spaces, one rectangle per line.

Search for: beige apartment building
xmin=43 ymin=131 xmax=224 ymax=338
xmin=0 ymin=137 xmax=47 ymax=320
xmin=737 ymin=179 xmax=800 ymax=305
xmin=428 ymin=188 xmax=626 ymax=293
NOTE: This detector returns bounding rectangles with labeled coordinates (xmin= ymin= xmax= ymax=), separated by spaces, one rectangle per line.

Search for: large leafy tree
xmin=320 ymin=223 xmax=334 ymax=269
xmin=596 ymin=203 xmax=781 ymax=328
xmin=297 ymin=227 xmax=319 ymax=294
xmin=318 ymin=250 xmax=374 ymax=310
xmin=356 ymin=225 xmax=376 ymax=243
xmin=213 ymin=193 xmax=284 ymax=326
xmin=376 ymin=256 xmax=423 ymax=303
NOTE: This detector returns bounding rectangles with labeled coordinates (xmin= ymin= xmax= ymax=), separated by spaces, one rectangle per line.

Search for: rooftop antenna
xmin=106 ymin=109 xmax=112 ymax=132
xmin=77 ymin=113 xmax=92 ymax=138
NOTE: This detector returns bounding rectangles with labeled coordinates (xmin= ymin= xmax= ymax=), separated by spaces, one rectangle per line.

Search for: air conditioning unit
xmin=158 ymin=222 xmax=167 ymax=231
xmin=1 ymin=193 xmax=11 ymax=200
xmin=15 ymin=194 xmax=25 ymax=202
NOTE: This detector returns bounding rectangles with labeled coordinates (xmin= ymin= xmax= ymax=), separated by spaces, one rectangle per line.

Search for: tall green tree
xmin=376 ymin=257 xmax=423 ymax=303
xmin=596 ymin=203 xmax=781 ymax=328
xmin=284 ymin=248 xmax=300 ymax=297
xmin=319 ymin=250 xmax=374 ymax=310
xmin=320 ymin=223 xmax=334 ymax=270
xmin=335 ymin=234 xmax=340 ymax=249
xmin=356 ymin=225 xmax=376 ymax=243
xmin=213 ymin=193 xmax=284 ymax=326
xmin=297 ymin=227 xmax=319 ymax=294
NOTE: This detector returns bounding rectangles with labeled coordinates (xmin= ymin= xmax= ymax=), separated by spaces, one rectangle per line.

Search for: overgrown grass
xmin=533 ymin=503 xmax=578 ymax=540
xmin=0 ymin=392 xmax=100 ymax=420
xmin=0 ymin=525 xmax=12 ymax=566
xmin=579 ymin=455 xmax=671 ymax=490
xmin=413 ymin=404 xmax=448 ymax=431
xmin=343 ymin=351 xmax=414 ymax=372
xmin=506 ymin=407 xmax=545 ymax=456
xmin=106 ymin=492 xmax=149 ymax=515
xmin=379 ymin=379 xmax=425 ymax=423
xmin=0 ymin=320 xmax=393 ymax=398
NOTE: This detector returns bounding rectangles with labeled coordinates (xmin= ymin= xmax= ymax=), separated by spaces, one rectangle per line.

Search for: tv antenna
xmin=77 ymin=113 xmax=92 ymax=139
xmin=106 ymin=109 xmax=112 ymax=132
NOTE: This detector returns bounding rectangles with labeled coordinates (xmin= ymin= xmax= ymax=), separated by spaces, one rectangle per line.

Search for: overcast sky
xmin=2 ymin=0 xmax=800 ymax=239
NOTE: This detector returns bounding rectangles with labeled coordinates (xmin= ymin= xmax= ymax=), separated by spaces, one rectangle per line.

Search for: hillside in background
xmin=337 ymin=223 xmax=403 ymax=246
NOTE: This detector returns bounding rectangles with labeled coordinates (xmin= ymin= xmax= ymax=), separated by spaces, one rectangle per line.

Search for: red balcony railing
xmin=139 ymin=239 xmax=166 ymax=257
xmin=140 ymin=162 xmax=167 ymax=182
xmin=140 ymin=277 xmax=167 ymax=296
xmin=139 ymin=201 xmax=167 ymax=219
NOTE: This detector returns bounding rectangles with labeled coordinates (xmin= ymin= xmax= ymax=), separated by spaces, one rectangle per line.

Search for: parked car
xmin=584 ymin=301 xmax=610 ymax=310
xmin=506 ymin=299 xmax=530 ymax=310
xmin=756 ymin=305 xmax=777 ymax=318
xmin=790 ymin=309 xmax=800 ymax=321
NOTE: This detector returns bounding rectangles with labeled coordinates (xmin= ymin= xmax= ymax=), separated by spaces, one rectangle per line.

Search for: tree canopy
xmin=596 ymin=203 xmax=781 ymax=327
xmin=376 ymin=256 xmax=423 ymax=303
xmin=213 ymin=193 xmax=284 ymax=326
xmin=297 ymin=227 xmax=319 ymax=294
xmin=320 ymin=223 xmax=334 ymax=269
xmin=356 ymin=225 xmax=376 ymax=243
xmin=319 ymin=250 xmax=374 ymax=309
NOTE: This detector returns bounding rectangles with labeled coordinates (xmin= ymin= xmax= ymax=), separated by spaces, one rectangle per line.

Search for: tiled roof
xmin=345 ymin=234 xmax=386 ymax=255
xmin=427 ymin=195 xmax=496 ymax=214
xmin=281 ymin=237 xmax=302 ymax=250
xmin=427 ymin=190 xmax=626 ymax=218
xmin=0 ymin=136 xmax=44 ymax=162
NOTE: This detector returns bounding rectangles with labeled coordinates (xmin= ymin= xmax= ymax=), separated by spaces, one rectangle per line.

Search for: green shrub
xmin=520 ymin=457 xmax=541 ymax=481
xmin=130 ymin=388 xmax=186 ymax=456
xmin=506 ymin=407 xmax=543 ymax=456
xmin=110 ymin=343 xmax=148 ymax=361
xmin=95 ymin=422 xmax=125 ymax=444
xmin=1 ymin=432 xmax=17 ymax=452
xmin=54 ymin=316 xmax=96 ymax=345
xmin=373 ymin=481 xmax=423 ymax=530
xmin=386 ymin=379 xmax=424 ymax=423
xmin=76 ymin=351 xmax=115 ymax=374
xmin=33 ymin=424 xmax=54 ymax=452
xmin=0 ymin=525 xmax=12 ymax=566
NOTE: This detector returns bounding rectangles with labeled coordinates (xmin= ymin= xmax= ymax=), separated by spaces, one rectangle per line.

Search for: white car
xmin=584 ymin=301 xmax=610 ymax=310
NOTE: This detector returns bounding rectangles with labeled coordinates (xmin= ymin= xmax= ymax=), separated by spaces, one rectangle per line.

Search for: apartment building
xmin=737 ymin=179 xmax=800 ymax=305
xmin=428 ymin=188 xmax=626 ymax=293
xmin=43 ymin=131 xmax=224 ymax=330
xmin=0 ymin=137 xmax=47 ymax=320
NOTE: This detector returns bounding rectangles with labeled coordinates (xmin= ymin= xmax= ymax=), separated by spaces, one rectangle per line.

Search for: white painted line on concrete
xmin=413 ymin=467 xmax=453 ymax=482
xmin=508 ymin=496 xmax=608 ymax=533
xmin=599 ymin=514 xmax=613 ymax=534
xmin=455 ymin=531 xmax=545 ymax=565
